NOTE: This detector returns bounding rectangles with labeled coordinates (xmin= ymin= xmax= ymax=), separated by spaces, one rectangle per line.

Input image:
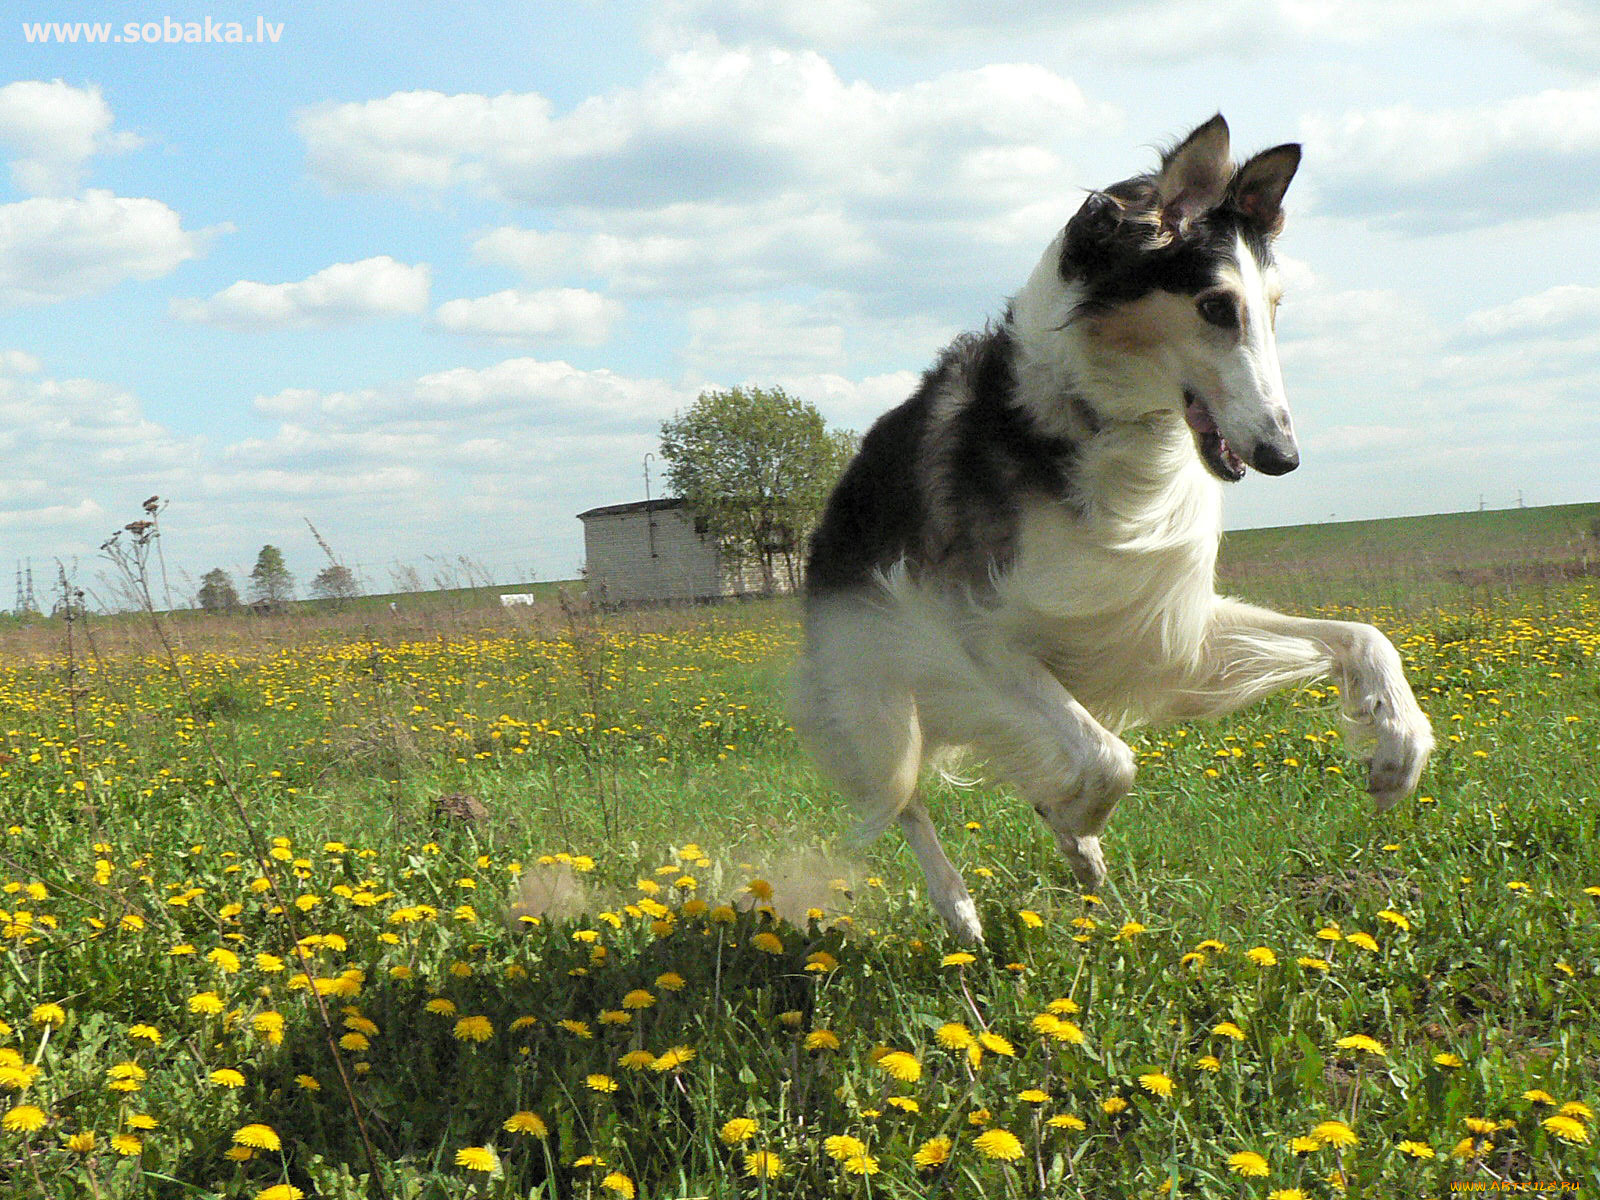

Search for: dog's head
xmin=1058 ymin=115 xmax=1301 ymax=482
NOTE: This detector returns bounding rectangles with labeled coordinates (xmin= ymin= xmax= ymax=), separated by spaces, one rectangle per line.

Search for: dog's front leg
xmin=1189 ymin=599 xmax=1434 ymax=807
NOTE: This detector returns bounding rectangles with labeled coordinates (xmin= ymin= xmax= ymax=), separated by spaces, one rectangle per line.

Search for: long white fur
xmin=797 ymin=201 xmax=1434 ymax=944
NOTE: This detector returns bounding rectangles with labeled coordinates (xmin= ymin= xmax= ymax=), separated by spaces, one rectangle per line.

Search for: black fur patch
xmin=1060 ymin=177 xmax=1276 ymax=317
xmin=804 ymin=385 xmax=932 ymax=595
xmin=806 ymin=327 xmax=1078 ymax=595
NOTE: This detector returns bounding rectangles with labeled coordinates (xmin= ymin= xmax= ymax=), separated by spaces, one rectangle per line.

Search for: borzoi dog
xmin=796 ymin=115 xmax=1434 ymax=943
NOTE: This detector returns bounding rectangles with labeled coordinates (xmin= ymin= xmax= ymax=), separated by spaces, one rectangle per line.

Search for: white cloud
xmin=171 ymin=255 xmax=430 ymax=330
xmin=0 ymin=80 xmax=142 ymax=196
xmin=655 ymin=0 xmax=1600 ymax=68
xmin=434 ymin=287 xmax=622 ymax=345
xmin=1301 ymin=83 xmax=1600 ymax=228
xmin=684 ymin=301 xmax=845 ymax=376
xmin=0 ymin=190 xmax=218 ymax=307
xmin=472 ymin=202 xmax=882 ymax=296
xmin=300 ymin=48 xmax=1110 ymax=215
xmin=0 ymin=352 xmax=202 ymax=563
xmin=1460 ymin=285 xmax=1600 ymax=340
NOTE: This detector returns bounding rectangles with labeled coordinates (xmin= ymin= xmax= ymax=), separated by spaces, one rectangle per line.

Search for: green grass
xmin=1 ymin=520 xmax=1597 ymax=1197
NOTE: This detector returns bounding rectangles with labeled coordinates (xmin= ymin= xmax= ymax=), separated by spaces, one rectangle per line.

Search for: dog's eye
xmin=1196 ymin=295 xmax=1238 ymax=330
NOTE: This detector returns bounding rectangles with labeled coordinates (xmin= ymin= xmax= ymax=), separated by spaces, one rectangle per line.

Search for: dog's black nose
xmin=1251 ymin=442 xmax=1300 ymax=475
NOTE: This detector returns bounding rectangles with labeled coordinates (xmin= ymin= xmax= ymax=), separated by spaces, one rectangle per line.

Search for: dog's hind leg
xmin=797 ymin=603 xmax=984 ymax=942
xmin=897 ymin=798 xmax=984 ymax=943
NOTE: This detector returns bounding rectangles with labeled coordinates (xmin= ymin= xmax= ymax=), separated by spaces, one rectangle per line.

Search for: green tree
xmin=196 ymin=568 xmax=239 ymax=612
xmin=659 ymin=386 xmax=857 ymax=593
xmin=310 ymin=563 xmax=361 ymax=607
xmin=248 ymin=545 xmax=295 ymax=610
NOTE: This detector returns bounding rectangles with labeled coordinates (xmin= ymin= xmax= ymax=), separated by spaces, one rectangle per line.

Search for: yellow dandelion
xmin=941 ymin=951 xmax=976 ymax=967
xmin=937 ymin=1022 xmax=974 ymax=1049
xmin=3 ymin=1105 xmax=47 ymax=1133
xmin=1102 ymin=1096 xmax=1128 ymax=1114
xmin=655 ymin=971 xmax=686 ymax=990
xmin=1246 ymin=946 xmax=1277 ymax=966
xmin=600 ymin=1171 xmax=635 ymax=1197
xmin=621 ymin=989 xmax=655 ymax=1009
xmin=1311 ymin=1120 xmax=1357 ymax=1148
xmin=453 ymin=1015 xmax=494 ymax=1042
xmin=876 ymin=1051 xmax=922 ymax=1082
xmin=65 ymin=1130 xmax=96 ymax=1153
xmin=843 ymin=1152 xmax=880 ymax=1175
xmin=585 ymin=1074 xmax=618 ymax=1093
xmin=973 ymin=1128 xmax=1024 ymax=1161
xmin=743 ymin=1149 xmax=784 ymax=1179
xmin=804 ymin=1029 xmax=841 ymax=1052
xmin=504 ymin=1112 xmax=548 ymax=1137
xmin=455 ymin=1145 xmax=499 ymax=1172
xmin=424 ymin=998 xmax=458 ymax=1016
xmin=1345 ymin=931 xmax=1379 ymax=952
xmin=1048 ymin=1114 xmax=1087 ymax=1130
xmin=1139 ymin=1072 xmax=1174 ymax=1098
xmin=1559 ymin=1100 xmax=1594 ymax=1121
xmin=1334 ymin=1034 xmax=1386 ymax=1057
xmin=650 ymin=1045 xmax=696 ymax=1071
xmin=1018 ymin=1088 xmax=1050 ymax=1103
xmin=1543 ymin=1115 xmax=1590 ymax=1144
xmin=751 ymin=931 xmax=784 ymax=954
xmin=1397 ymin=1139 xmax=1435 ymax=1158
xmin=255 ymin=1185 xmax=306 ymax=1200
xmin=823 ymin=1134 xmax=867 ymax=1161
xmin=1212 ymin=1020 xmax=1245 ymax=1040
xmin=1434 ymin=1052 xmax=1464 ymax=1067
xmin=209 ymin=1068 xmax=245 ymax=1088
xmin=1195 ymin=1055 xmax=1221 ymax=1072
xmin=128 ymin=1023 xmax=160 ymax=1043
xmin=1227 ymin=1150 xmax=1269 ymax=1176
xmin=29 ymin=1003 xmax=66 ymax=1028
xmin=618 ymin=1050 xmax=657 ymax=1071
xmin=1376 ymin=909 xmax=1410 ymax=931
xmin=977 ymin=1031 xmax=1015 ymax=1057
xmin=111 ymin=1133 xmax=142 ymax=1156
xmin=720 ymin=1118 xmax=757 ymax=1145
xmin=233 ymin=1124 xmax=281 ymax=1151
xmin=914 ymin=1135 xmax=952 ymax=1168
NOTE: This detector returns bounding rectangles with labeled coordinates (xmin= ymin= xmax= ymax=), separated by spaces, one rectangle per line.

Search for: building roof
xmin=576 ymin=497 xmax=686 ymax=520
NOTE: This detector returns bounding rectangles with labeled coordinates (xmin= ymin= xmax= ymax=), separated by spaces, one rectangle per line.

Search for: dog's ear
xmin=1061 ymin=190 xmax=1126 ymax=275
xmin=1230 ymin=143 xmax=1301 ymax=234
xmin=1155 ymin=114 xmax=1232 ymax=232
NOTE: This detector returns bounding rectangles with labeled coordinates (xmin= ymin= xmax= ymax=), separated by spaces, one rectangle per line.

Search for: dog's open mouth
xmin=1183 ymin=390 xmax=1246 ymax=482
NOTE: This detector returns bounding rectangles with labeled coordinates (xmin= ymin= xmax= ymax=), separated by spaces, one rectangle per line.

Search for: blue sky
xmin=2 ymin=1 xmax=1598 ymax=602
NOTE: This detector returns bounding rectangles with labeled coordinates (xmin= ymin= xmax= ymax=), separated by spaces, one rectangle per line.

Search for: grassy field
xmin=1 ymin=507 xmax=1597 ymax=1198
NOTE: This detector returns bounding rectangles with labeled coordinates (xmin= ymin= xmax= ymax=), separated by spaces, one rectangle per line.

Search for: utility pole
xmin=643 ymin=453 xmax=658 ymax=560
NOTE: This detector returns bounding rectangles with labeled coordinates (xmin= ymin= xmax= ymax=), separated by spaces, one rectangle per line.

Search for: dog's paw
xmin=945 ymin=895 xmax=985 ymax=945
xmin=1363 ymin=697 xmax=1434 ymax=811
xmin=1064 ymin=835 xmax=1107 ymax=891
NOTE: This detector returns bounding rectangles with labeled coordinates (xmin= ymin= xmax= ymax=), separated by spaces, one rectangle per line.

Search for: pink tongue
xmin=1185 ymin=396 xmax=1218 ymax=435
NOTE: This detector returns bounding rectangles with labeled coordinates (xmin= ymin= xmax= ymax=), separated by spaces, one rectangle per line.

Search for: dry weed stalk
xmin=100 ymin=508 xmax=395 ymax=1196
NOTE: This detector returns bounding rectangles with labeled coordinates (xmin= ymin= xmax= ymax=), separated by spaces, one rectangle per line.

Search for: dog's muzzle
xmin=1250 ymin=440 xmax=1299 ymax=476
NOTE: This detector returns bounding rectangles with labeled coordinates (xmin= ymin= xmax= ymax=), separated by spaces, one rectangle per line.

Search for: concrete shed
xmin=577 ymin=498 xmax=773 ymax=604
